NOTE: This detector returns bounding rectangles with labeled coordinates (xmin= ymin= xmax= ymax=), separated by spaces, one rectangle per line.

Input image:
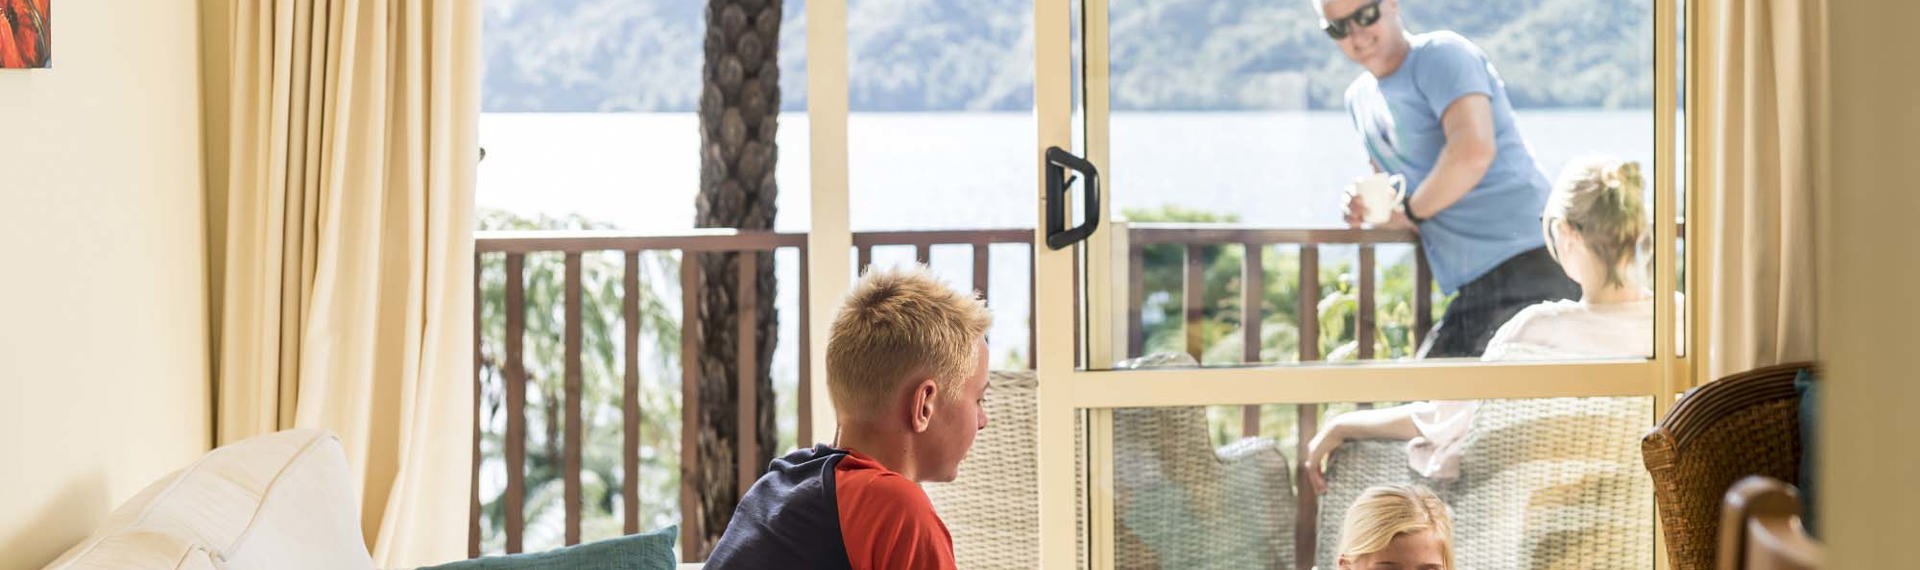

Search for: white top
xmin=1404 ymin=295 xmax=1661 ymax=479
xmin=1480 ymin=296 xmax=1658 ymax=361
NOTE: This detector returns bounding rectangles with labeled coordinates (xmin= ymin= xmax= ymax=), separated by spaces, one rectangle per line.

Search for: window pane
xmin=479 ymin=1 xmax=811 ymax=233
xmin=477 ymin=0 xmax=809 ymax=553
xmin=1107 ymin=396 xmax=1653 ymax=568
xmin=846 ymin=0 xmax=1037 ymax=370
xmin=1675 ymin=0 xmax=1690 ymax=358
xmin=1087 ymin=0 xmax=1658 ymax=370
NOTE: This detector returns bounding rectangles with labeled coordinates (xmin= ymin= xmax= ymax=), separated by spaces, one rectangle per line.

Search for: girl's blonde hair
xmin=1337 ymin=484 xmax=1455 ymax=568
xmin=1545 ymin=157 xmax=1648 ymax=288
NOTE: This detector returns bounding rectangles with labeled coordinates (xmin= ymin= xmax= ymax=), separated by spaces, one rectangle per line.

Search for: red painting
xmin=1 ymin=0 xmax=50 ymax=69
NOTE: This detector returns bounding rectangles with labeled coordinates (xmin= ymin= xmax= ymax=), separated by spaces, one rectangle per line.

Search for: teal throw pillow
xmin=1794 ymin=369 xmax=1818 ymax=537
xmin=421 ymin=525 xmax=677 ymax=570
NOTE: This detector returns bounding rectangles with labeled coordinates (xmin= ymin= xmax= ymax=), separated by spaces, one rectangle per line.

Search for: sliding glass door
xmin=1031 ymin=0 xmax=1685 ymax=567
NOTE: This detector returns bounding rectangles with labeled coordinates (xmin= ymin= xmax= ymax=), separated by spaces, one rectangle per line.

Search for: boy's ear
xmin=1337 ymin=555 xmax=1354 ymax=570
xmin=909 ymin=379 xmax=939 ymax=433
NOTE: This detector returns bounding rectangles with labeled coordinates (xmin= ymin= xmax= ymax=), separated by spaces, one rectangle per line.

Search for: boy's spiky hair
xmin=826 ymin=266 xmax=992 ymax=420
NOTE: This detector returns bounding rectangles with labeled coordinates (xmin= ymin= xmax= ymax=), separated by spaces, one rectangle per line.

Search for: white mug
xmin=1351 ymin=173 xmax=1407 ymax=225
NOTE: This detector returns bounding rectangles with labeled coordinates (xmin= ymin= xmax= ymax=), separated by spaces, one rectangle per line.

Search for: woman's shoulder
xmin=1511 ymin=299 xmax=1584 ymax=325
xmin=1484 ymin=300 xmax=1579 ymax=348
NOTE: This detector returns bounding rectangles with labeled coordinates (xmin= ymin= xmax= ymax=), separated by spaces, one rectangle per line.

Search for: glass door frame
xmin=1029 ymin=0 xmax=1689 ymax=567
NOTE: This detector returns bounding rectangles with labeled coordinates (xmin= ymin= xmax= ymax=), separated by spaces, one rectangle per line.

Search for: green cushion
xmin=421 ymin=526 xmax=677 ymax=570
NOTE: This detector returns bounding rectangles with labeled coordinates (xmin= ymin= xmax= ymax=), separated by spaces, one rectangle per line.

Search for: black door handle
xmin=1045 ymin=147 xmax=1100 ymax=250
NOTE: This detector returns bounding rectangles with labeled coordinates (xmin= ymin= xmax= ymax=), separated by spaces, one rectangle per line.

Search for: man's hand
xmin=1343 ymin=188 xmax=1366 ymax=228
xmin=1342 ymin=189 xmax=1418 ymax=232
xmin=1379 ymin=202 xmax=1417 ymax=231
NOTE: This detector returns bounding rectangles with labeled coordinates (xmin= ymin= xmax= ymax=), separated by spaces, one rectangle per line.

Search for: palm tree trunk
xmin=692 ymin=0 xmax=781 ymax=559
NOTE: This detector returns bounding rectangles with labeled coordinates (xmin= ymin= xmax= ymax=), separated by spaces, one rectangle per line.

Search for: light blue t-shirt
xmin=1345 ymin=31 xmax=1551 ymax=294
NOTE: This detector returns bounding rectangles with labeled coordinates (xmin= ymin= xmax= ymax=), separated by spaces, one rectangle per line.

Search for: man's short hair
xmin=826 ymin=266 xmax=992 ymax=421
xmin=1310 ymin=0 xmax=1333 ymax=18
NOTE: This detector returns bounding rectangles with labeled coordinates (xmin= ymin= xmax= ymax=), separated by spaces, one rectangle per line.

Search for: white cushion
xmin=45 ymin=429 xmax=376 ymax=570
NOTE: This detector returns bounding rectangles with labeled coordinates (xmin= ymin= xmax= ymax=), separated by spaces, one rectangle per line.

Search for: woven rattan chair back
xmin=1643 ymin=362 xmax=1813 ymax=570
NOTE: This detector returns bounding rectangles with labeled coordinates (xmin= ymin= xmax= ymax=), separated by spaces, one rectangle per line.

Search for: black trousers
xmin=1418 ymin=247 xmax=1581 ymax=359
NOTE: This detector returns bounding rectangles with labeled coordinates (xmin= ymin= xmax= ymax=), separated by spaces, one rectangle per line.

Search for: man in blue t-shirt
xmin=1321 ymin=0 xmax=1580 ymax=357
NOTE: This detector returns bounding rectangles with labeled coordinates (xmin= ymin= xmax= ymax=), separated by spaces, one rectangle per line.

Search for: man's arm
xmin=1405 ymin=94 xmax=1497 ymax=220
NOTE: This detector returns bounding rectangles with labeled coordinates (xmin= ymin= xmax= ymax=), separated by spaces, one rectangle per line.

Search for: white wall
xmin=1822 ymin=1 xmax=1920 ymax=566
xmin=0 ymin=0 xmax=211 ymax=567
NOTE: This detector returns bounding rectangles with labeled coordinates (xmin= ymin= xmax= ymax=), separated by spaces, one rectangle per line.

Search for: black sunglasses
xmin=1321 ymin=0 xmax=1384 ymax=41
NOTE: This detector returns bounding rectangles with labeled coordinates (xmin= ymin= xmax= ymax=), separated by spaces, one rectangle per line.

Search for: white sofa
xmin=44 ymin=429 xmax=378 ymax=569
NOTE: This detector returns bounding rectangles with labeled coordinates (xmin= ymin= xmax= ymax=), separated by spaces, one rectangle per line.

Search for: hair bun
xmin=1553 ymin=157 xmax=1648 ymax=289
xmin=1614 ymin=161 xmax=1643 ymax=191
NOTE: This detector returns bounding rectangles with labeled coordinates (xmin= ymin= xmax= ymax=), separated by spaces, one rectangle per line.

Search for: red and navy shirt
xmin=705 ymin=445 xmax=956 ymax=570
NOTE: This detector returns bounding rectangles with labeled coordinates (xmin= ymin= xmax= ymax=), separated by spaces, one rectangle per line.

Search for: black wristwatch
xmin=1402 ymin=194 xmax=1426 ymax=224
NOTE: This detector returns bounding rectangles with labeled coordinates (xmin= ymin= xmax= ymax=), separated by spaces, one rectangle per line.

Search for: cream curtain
xmin=1701 ymin=0 xmax=1826 ymax=381
xmin=215 ymin=0 xmax=479 ymax=566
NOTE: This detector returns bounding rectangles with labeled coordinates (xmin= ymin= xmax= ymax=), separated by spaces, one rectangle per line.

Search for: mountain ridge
xmin=482 ymin=0 xmax=1653 ymax=112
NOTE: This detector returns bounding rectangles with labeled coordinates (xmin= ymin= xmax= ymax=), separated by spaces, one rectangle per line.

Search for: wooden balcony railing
xmin=471 ymin=224 xmax=1437 ymax=566
xmin=471 ymin=228 xmax=1032 ymax=561
xmin=472 ymin=229 xmax=806 ymax=558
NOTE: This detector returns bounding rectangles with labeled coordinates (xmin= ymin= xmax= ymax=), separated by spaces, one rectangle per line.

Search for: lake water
xmin=479 ymin=110 xmax=1654 ymax=232
xmin=478 ymin=110 xmax=1655 ymax=374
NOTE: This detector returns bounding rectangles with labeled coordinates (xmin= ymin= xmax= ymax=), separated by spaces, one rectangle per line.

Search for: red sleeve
xmin=835 ymin=457 xmax=956 ymax=570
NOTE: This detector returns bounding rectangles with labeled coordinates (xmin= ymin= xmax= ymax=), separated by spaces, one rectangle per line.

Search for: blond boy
xmin=706 ymin=267 xmax=991 ymax=570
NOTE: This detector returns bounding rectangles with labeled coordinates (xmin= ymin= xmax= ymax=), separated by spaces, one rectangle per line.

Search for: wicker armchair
xmin=922 ymin=370 xmax=1296 ymax=570
xmin=1318 ymin=397 xmax=1654 ymax=569
xmin=1643 ymin=362 xmax=1814 ymax=570
xmin=1111 ymin=406 xmax=1295 ymax=570
xmin=922 ymin=371 xmax=1042 ymax=570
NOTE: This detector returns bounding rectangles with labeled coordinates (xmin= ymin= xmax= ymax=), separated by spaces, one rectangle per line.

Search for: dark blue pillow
xmin=1794 ymin=369 xmax=1818 ymax=538
xmin=421 ymin=526 xmax=677 ymax=570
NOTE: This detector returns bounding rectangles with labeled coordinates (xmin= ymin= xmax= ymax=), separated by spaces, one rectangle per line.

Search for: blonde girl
xmin=1336 ymin=484 xmax=1456 ymax=570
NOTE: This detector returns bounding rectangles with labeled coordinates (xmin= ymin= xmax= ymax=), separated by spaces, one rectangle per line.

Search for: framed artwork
xmin=2 ymin=0 xmax=49 ymax=69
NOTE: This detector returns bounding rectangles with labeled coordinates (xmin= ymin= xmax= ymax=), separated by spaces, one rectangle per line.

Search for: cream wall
xmin=1 ymin=1 xmax=1916 ymax=568
xmin=0 ymin=0 xmax=211 ymax=567
xmin=1821 ymin=1 xmax=1920 ymax=566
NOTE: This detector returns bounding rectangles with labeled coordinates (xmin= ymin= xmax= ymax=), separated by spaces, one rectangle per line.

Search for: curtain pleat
xmin=215 ymin=0 xmax=478 ymax=565
xmin=1704 ymin=0 xmax=1825 ymax=381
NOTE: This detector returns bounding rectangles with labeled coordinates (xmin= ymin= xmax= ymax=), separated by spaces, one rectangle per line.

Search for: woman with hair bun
xmin=1304 ymin=157 xmax=1659 ymax=491
xmin=1478 ymin=157 xmax=1655 ymax=359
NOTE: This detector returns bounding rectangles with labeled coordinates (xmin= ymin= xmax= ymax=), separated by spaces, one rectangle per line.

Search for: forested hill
xmin=481 ymin=0 xmax=1652 ymax=112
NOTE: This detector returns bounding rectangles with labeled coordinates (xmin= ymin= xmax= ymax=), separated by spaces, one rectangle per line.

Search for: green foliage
xmin=475 ymin=209 xmax=686 ymax=551
xmin=1124 ymin=204 xmax=1457 ymax=449
xmin=1126 ymin=205 xmax=1443 ymax=366
xmin=1317 ymin=258 xmax=1428 ymax=362
xmin=1122 ymin=205 xmax=1240 ymax=224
